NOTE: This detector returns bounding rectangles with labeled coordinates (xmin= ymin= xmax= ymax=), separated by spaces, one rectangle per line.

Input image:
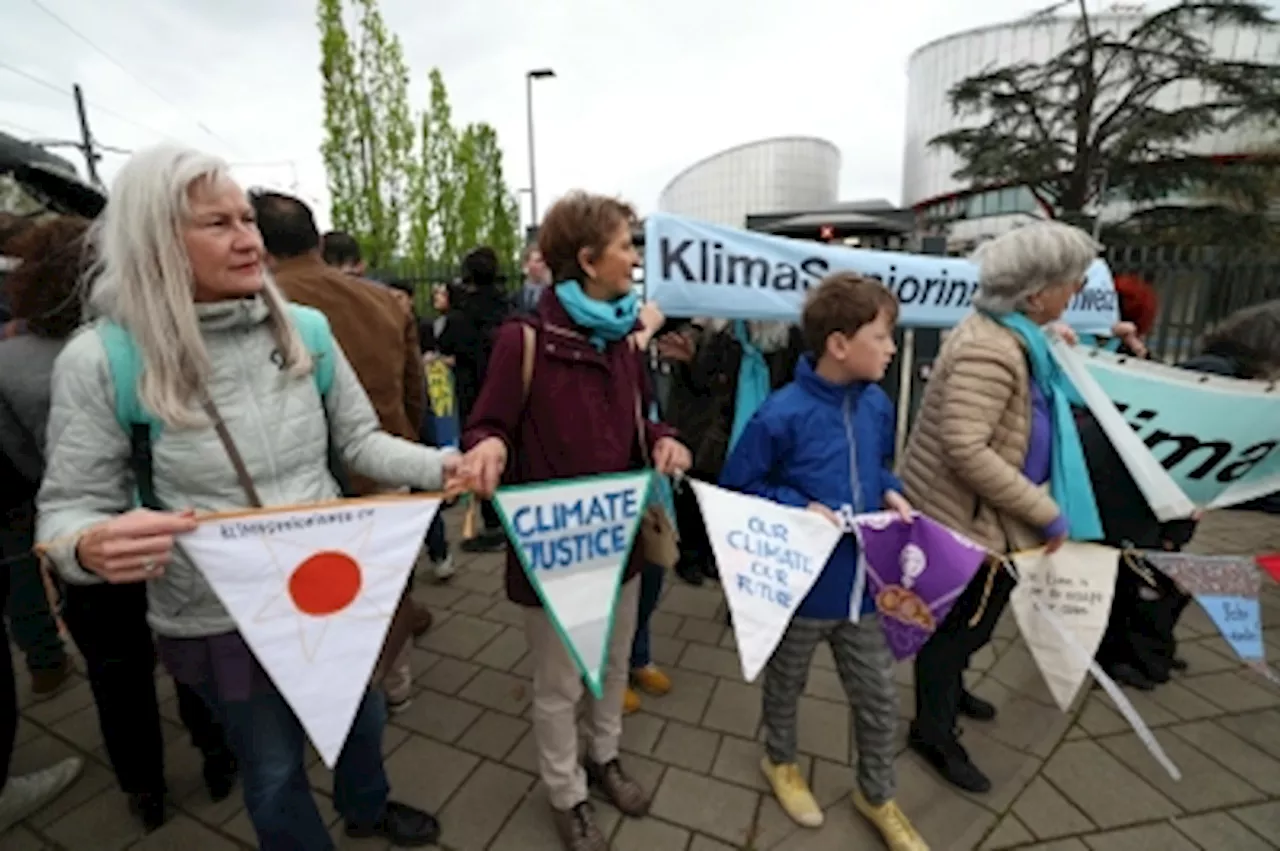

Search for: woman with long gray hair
xmin=36 ymin=144 xmax=459 ymax=850
xmin=898 ymin=222 xmax=1104 ymax=794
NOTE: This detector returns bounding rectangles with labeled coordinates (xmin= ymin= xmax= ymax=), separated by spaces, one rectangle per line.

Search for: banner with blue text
xmin=493 ymin=472 xmax=652 ymax=697
xmin=644 ymin=213 xmax=1119 ymax=332
xmin=1057 ymin=344 xmax=1280 ymax=514
xmin=691 ymin=481 xmax=844 ymax=682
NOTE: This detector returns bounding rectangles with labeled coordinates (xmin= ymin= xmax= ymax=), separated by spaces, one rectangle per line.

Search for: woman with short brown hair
xmin=461 ymin=190 xmax=691 ymax=851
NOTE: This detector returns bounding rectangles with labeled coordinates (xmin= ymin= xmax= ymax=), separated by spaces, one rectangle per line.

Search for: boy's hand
xmin=884 ymin=491 xmax=914 ymax=523
xmin=807 ymin=502 xmax=841 ymax=528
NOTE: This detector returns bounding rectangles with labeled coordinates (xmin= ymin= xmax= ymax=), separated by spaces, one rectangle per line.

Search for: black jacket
xmin=1080 ymin=351 xmax=1240 ymax=550
xmin=665 ymin=324 xmax=804 ymax=480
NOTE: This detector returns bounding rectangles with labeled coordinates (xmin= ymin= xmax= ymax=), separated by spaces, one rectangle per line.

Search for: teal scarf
xmin=554 ymin=281 xmax=639 ymax=350
xmin=728 ymin=321 xmax=772 ymax=454
xmin=990 ymin=312 xmax=1103 ymax=541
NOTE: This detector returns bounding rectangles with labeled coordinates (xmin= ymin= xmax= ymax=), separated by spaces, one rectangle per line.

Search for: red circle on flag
xmin=289 ymin=550 xmax=362 ymax=616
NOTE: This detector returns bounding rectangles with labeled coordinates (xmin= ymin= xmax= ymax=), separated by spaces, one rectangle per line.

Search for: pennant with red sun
xmin=178 ymin=496 xmax=441 ymax=766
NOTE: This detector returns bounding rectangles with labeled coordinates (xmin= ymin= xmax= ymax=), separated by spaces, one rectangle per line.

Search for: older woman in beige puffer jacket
xmin=898 ymin=222 xmax=1102 ymax=796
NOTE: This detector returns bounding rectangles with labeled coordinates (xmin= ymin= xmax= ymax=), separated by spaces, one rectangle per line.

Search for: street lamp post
xmin=525 ymin=68 xmax=556 ymax=227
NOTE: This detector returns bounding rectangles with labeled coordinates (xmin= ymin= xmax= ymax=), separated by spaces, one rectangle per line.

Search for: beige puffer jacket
xmin=899 ymin=312 xmax=1060 ymax=553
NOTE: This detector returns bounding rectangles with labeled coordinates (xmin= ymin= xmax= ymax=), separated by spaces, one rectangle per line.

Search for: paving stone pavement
xmin=4 ymin=508 xmax=1279 ymax=850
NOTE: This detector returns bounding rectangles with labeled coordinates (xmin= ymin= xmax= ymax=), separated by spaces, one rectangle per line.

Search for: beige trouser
xmin=382 ymin=524 xmax=421 ymax=704
xmin=383 ymin=642 xmax=413 ymax=703
xmin=524 ymin=574 xmax=641 ymax=811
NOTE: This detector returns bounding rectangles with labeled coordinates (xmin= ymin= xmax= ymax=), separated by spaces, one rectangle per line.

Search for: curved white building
xmin=903 ymin=10 xmax=1280 ymax=244
xmin=658 ymin=136 xmax=840 ymax=227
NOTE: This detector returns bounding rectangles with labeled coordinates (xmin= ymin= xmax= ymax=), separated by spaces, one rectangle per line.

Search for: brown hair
xmin=5 ymin=215 xmax=92 ymax=339
xmin=801 ymin=272 xmax=899 ymax=355
xmin=537 ymin=191 xmax=637 ymax=283
xmin=0 ymin=212 xmax=36 ymax=254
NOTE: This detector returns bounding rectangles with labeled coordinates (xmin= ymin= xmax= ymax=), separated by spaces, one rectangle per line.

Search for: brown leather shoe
xmin=410 ymin=601 xmax=434 ymax=637
xmin=551 ymin=802 xmax=606 ymax=851
xmin=30 ymin=657 xmax=73 ymax=696
xmin=585 ymin=758 xmax=650 ymax=817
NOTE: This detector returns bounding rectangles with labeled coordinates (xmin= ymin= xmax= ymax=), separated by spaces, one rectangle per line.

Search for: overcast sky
xmin=2 ymin=0 xmax=1247 ymax=229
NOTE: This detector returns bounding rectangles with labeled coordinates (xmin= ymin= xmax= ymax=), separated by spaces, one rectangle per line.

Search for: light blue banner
xmin=644 ymin=213 xmax=1119 ymax=332
xmin=1082 ymin=350 xmax=1280 ymax=509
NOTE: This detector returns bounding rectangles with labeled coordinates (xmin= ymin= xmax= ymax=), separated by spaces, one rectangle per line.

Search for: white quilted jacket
xmin=37 ymin=296 xmax=449 ymax=638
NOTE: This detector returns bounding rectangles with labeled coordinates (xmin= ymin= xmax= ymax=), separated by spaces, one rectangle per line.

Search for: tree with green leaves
xmin=931 ymin=0 xmax=1280 ymax=230
xmin=407 ymin=69 xmax=459 ymax=269
xmin=453 ymin=123 xmax=521 ymax=270
xmin=317 ymin=0 xmax=414 ymax=268
xmin=406 ymin=70 xmax=521 ymax=275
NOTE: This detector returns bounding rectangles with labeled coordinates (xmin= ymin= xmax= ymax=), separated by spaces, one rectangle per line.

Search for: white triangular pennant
xmin=493 ymin=472 xmax=652 ymax=698
xmin=1010 ymin=542 xmax=1119 ymax=711
xmin=690 ymin=481 xmax=844 ymax=682
xmin=179 ymin=496 xmax=441 ymax=766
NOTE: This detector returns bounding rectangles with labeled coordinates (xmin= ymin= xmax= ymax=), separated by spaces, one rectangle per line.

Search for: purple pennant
xmin=853 ymin=513 xmax=990 ymax=660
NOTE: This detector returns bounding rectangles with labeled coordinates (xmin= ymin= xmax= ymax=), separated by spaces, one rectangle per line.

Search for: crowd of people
xmin=0 ymin=141 xmax=1277 ymax=851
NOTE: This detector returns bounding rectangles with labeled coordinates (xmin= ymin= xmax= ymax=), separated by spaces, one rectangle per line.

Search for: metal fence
xmin=370 ymin=262 xmax=522 ymax=315
xmin=1105 ymin=244 xmax=1280 ymax=363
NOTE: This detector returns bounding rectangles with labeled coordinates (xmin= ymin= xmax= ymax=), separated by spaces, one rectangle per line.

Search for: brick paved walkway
xmin=5 ymin=509 xmax=1280 ymax=850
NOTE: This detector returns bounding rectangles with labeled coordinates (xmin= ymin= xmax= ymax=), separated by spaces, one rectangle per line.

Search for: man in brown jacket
xmin=251 ymin=191 xmax=432 ymax=710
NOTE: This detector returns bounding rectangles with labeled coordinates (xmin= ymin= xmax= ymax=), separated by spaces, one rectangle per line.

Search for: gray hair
xmin=970 ymin=221 xmax=1102 ymax=314
xmin=87 ymin=144 xmax=311 ymax=428
xmin=1200 ymin=299 xmax=1280 ymax=380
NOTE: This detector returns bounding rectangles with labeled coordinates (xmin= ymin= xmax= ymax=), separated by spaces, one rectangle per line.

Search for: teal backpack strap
xmin=95 ymin=321 xmax=151 ymax=434
xmin=95 ymin=321 xmax=164 ymax=509
xmin=285 ymin=303 xmax=354 ymax=496
xmin=286 ymin=304 xmax=336 ymax=397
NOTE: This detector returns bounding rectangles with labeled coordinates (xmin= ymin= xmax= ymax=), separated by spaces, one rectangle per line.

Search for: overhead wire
xmin=23 ymin=0 xmax=244 ymax=156
xmin=0 ymin=59 xmax=172 ymax=140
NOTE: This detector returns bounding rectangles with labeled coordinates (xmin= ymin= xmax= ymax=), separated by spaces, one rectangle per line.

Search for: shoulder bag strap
xmin=520 ymin=323 xmax=536 ymax=405
xmin=198 ymin=393 xmax=264 ymax=508
xmin=629 ymin=337 xmax=652 ymax=468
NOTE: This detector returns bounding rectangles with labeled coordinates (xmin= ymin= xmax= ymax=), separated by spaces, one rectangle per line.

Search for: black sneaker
xmin=201 ymin=749 xmax=238 ymax=803
xmin=127 ymin=791 xmax=170 ymax=833
xmin=1171 ymin=656 xmax=1189 ymax=672
xmin=346 ymin=801 xmax=440 ymax=847
xmin=908 ymin=726 xmax=992 ymax=793
xmin=1108 ymin=662 xmax=1157 ymax=691
xmin=461 ymin=530 xmax=506 ymax=553
xmin=674 ymin=556 xmax=705 ymax=587
xmin=958 ymin=690 xmax=997 ymax=722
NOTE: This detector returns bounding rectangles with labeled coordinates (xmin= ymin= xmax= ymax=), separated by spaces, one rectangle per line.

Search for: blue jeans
xmin=211 ymin=686 xmax=390 ymax=851
xmin=630 ymin=563 xmax=665 ymax=670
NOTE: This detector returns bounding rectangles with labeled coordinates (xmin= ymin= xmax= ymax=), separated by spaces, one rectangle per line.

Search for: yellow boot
xmin=760 ymin=758 xmax=823 ymax=828
xmin=852 ymin=788 xmax=929 ymax=851
xmin=623 ymin=688 xmax=641 ymax=715
xmin=631 ymin=665 xmax=672 ymax=696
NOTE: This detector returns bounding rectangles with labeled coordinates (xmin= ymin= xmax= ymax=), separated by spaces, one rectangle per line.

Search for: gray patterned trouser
xmin=762 ymin=615 xmax=899 ymax=804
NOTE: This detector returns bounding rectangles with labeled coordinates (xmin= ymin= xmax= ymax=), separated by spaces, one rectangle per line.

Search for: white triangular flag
xmin=1010 ymin=542 xmax=1119 ymax=711
xmin=691 ymin=481 xmax=844 ymax=682
xmin=179 ymin=496 xmax=441 ymax=766
xmin=493 ymin=472 xmax=652 ymax=698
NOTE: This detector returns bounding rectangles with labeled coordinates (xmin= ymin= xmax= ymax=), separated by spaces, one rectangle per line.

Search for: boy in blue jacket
xmin=720 ymin=273 xmax=927 ymax=851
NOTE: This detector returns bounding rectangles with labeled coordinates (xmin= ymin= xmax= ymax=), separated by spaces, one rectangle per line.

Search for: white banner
xmin=691 ymin=481 xmax=844 ymax=682
xmin=179 ymin=496 xmax=441 ymax=767
xmin=644 ymin=212 xmax=1119 ymax=332
xmin=493 ymin=472 xmax=652 ymax=698
xmin=1010 ymin=543 xmax=1119 ymax=712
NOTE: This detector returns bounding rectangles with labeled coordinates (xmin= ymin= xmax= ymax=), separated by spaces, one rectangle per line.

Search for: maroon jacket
xmin=462 ymin=288 xmax=678 ymax=606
